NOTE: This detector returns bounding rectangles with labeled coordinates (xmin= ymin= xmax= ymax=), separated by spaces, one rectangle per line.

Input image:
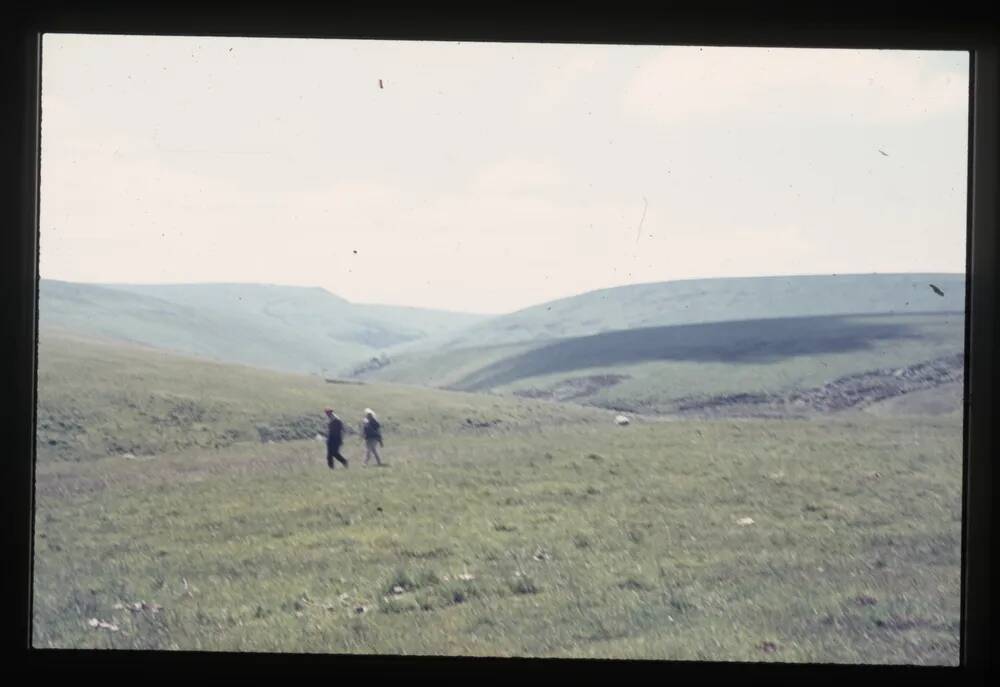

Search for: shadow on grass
xmin=453 ymin=312 xmax=952 ymax=390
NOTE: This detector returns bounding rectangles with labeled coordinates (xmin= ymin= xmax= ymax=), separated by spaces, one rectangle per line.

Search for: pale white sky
xmin=39 ymin=35 xmax=969 ymax=314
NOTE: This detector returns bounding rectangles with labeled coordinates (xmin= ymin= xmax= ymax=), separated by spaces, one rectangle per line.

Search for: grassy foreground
xmin=33 ymin=412 xmax=963 ymax=663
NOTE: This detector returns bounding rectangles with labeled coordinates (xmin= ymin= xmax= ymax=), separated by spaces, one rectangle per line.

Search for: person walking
xmin=324 ymin=408 xmax=349 ymax=469
xmin=361 ymin=408 xmax=384 ymax=466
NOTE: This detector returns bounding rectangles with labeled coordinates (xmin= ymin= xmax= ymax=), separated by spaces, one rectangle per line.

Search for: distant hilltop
xmin=38 ymin=273 xmax=964 ymax=382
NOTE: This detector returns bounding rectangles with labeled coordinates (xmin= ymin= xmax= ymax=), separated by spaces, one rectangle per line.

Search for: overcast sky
xmin=39 ymin=35 xmax=969 ymax=314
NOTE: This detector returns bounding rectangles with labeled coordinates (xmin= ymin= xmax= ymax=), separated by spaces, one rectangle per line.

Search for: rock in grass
xmin=87 ymin=618 xmax=119 ymax=631
xmin=382 ymin=594 xmax=420 ymax=613
xmin=736 ymin=517 xmax=755 ymax=526
xmin=615 ymin=415 xmax=631 ymax=426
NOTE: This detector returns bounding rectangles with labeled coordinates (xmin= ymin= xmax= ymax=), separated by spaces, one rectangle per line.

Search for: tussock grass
xmin=34 ymin=415 xmax=962 ymax=663
xmin=32 ymin=333 xmax=963 ymax=663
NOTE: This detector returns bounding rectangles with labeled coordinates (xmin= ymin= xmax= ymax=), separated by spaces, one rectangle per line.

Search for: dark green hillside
xmin=364 ymin=312 xmax=963 ymax=414
xmin=40 ymin=274 xmax=966 ymax=410
xmin=453 ymin=313 xmax=944 ymax=391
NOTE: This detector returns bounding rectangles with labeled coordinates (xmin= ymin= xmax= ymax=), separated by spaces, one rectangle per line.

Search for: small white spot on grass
xmin=736 ymin=517 xmax=755 ymax=526
xmin=87 ymin=618 xmax=119 ymax=631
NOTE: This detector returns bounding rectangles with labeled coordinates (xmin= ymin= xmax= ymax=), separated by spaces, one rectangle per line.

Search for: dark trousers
xmin=327 ymin=443 xmax=348 ymax=468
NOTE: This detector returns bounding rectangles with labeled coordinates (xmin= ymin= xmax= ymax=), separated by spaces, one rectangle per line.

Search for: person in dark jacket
xmin=361 ymin=408 xmax=383 ymax=466
xmin=324 ymin=408 xmax=348 ymax=469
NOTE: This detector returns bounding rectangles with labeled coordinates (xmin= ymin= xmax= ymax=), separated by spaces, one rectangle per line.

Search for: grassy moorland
xmin=35 ymin=331 xmax=607 ymax=462
xmin=32 ymin=332 xmax=963 ymax=664
xmin=363 ymin=312 xmax=964 ymax=414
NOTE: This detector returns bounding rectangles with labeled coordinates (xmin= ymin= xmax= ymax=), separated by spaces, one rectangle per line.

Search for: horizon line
xmin=40 ymin=270 xmax=968 ymax=317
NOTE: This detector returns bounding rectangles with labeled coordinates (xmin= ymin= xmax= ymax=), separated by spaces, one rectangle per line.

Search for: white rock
xmin=737 ymin=517 xmax=755 ymax=526
xmin=458 ymin=573 xmax=475 ymax=581
xmin=615 ymin=415 xmax=631 ymax=426
xmin=88 ymin=618 xmax=119 ymax=631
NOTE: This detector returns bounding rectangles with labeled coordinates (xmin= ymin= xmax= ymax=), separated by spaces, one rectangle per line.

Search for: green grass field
xmin=35 ymin=331 xmax=608 ymax=462
xmin=32 ymin=333 xmax=963 ymax=663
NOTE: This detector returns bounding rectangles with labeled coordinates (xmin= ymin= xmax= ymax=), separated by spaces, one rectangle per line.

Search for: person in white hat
xmin=361 ymin=408 xmax=384 ymax=466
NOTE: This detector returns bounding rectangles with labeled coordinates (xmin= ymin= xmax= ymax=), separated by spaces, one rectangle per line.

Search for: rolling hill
xmin=34 ymin=330 xmax=610 ymax=463
xmin=39 ymin=274 xmax=966 ymax=415
xmin=401 ymin=273 xmax=966 ymax=352
xmin=358 ymin=274 xmax=965 ymax=413
xmin=38 ymin=280 xmax=488 ymax=376
xmin=359 ymin=312 xmax=964 ymax=413
xmin=32 ymin=323 xmax=963 ymax=663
